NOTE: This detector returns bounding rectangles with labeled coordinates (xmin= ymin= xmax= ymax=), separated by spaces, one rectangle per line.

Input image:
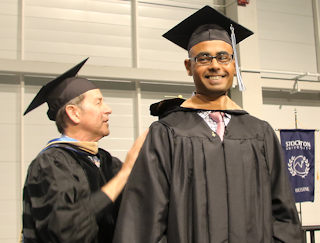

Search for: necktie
xmin=209 ymin=112 xmax=225 ymax=141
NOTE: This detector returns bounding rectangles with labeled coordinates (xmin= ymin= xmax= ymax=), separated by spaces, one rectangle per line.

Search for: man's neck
xmin=64 ymin=129 xmax=101 ymax=142
xmin=181 ymin=93 xmax=242 ymax=110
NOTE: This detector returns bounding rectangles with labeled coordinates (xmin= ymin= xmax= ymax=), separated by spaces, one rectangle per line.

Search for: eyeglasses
xmin=190 ymin=53 xmax=234 ymax=65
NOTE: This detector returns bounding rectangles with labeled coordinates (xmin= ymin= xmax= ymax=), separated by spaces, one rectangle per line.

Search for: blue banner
xmin=280 ymin=129 xmax=315 ymax=202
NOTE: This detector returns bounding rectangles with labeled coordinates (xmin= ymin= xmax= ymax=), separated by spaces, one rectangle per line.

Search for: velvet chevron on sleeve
xmin=23 ymin=145 xmax=122 ymax=243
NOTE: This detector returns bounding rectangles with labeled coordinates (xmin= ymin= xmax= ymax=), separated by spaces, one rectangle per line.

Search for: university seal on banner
xmin=280 ymin=129 xmax=315 ymax=202
xmin=288 ymin=155 xmax=310 ymax=178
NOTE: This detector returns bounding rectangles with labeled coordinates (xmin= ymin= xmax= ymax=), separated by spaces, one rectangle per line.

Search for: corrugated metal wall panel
xmin=24 ymin=0 xmax=132 ymax=66
xmin=0 ymin=82 xmax=20 ymax=243
xmin=257 ymin=0 xmax=317 ymax=72
xmin=138 ymin=4 xmax=199 ymax=70
xmin=259 ymin=40 xmax=317 ymax=71
xmin=0 ymin=1 xmax=18 ymax=59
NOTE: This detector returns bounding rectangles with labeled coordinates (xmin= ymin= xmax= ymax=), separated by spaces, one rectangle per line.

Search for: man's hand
xmin=122 ymin=129 xmax=149 ymax=171
xmin=101 ymin=129 xmax=149 ymax=201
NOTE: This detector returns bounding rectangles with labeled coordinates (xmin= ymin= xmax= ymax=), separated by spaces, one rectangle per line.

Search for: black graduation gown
xmin=113 ymin=108 xmax=302 ymax=243
xmin=23 ymin=144 xmax=122 ymax=243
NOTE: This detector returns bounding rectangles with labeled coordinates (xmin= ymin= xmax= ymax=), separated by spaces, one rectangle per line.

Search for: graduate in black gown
xmin=113 ymin=6 xmax=302 ymax=243
xmin=22 ymin=58 xmax=147 ymax=243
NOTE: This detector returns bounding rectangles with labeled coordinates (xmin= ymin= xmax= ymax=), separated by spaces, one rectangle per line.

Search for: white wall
xmin=257 ymin=0 xmax=317 ymax=72
xmin=0 ymin=0 xmax=320 ymax=242
xmin=0 ymin=0 xmax=19 ymax=60
xmin=0 ymin=81 xmax=21 ymax=243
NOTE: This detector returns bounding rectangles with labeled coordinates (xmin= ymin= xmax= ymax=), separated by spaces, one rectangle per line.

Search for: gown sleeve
xmin=264 ymin=123 xmax=302 ymax=242
xmin=23 ymin=149 xmax=114 ymax=243
xmin=112 ymin=122 xmax=173 ymax=243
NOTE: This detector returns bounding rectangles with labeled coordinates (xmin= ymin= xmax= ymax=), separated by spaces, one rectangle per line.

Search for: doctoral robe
xmin=113 ymin=107 xmax=302 ymax=243
xmin=23 ymin=143 xmax=122 ymax=243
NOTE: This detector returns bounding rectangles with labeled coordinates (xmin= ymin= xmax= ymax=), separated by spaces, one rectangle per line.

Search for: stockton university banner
xmin=280 ymin=129 xmax=315 ymax=202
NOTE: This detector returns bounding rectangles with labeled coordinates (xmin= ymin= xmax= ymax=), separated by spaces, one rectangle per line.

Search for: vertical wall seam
xmin=312 ymin=0 xmax=320 ymax=77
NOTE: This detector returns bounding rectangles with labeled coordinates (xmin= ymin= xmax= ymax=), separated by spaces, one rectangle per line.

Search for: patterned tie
xmin=209 ymin=112 xmax=225 ymax=141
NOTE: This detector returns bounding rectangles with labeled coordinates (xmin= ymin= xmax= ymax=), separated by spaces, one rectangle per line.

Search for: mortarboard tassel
xmin=230 ymin=24 xmax=245 ymax=91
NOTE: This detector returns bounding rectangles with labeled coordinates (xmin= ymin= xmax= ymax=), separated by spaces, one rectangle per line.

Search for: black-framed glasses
xmin=190 ymin=53 xmax=234 ymax=65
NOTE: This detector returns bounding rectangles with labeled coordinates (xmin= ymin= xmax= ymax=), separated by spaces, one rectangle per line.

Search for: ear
xmin=65 ymin=105 xmax=81 ymax=124
xmin=184 ymin=59 xmax=192 ymax=76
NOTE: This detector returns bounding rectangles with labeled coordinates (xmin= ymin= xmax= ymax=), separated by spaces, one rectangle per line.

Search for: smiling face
xmin=184 ymin=40 xmax=235 ymax=99
xmin=77 ymin=89 xmax=112 ymax=141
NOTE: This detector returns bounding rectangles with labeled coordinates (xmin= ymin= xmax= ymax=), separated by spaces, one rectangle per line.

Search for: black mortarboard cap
xmin=162 ymin=5 xmax=253 ymax=51
xmin=163 ymin=5 xmax=253 ymax=91
xmin=24 ymin=58 xmax=97 ymax=121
